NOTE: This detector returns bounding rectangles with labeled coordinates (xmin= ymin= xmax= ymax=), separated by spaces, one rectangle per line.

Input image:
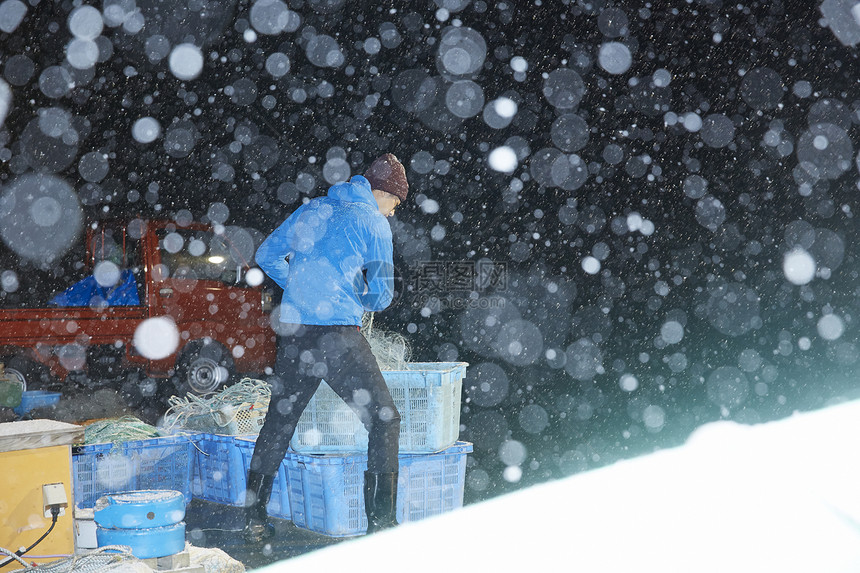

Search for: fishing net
xmin=161 ymin=378 xmax=271 ymax=435
xmin=83 ymin=417 xmax=161 ymax=445
xmin=11 ymin=544 xmax=244 ymax=573
xmin=187 ymin=543 xmax=245 ymax=573
xmin=16 ymin=546 xmax=149 ymax=573
xmin=361 ymin=312 xmax=412 ymax=370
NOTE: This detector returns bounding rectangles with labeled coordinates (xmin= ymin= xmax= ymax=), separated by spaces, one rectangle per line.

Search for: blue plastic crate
xmin=283 ymin=441 xmax=472 ymax=537
xmin=72 ymin=442 xmax=136 ymax=509
xmin=72 ymin=435 xmax=195 ymax=509
xmin=14 ymin=390 xmax=61 ymax=415
xmin=291 ymin=362 xmax=468 ymax=454
xmin=234 ymin=437 xmax=289 ymax=519
xmin=131 ymin=436 xmax=194 ymax=503
xmin=191 ymin=434 xmax=288 ymax=519
xmin=190 ymin=433 xmax=246 ymax=505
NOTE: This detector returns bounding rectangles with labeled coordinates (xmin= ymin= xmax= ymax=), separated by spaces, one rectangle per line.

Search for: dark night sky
xmin=3 ymin=0 xmax=860 ymax=501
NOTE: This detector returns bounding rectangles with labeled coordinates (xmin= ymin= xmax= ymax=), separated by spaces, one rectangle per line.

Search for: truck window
xmin=46 ymin=225 xmax=144 ymax=308
xmin=157 ymin=229 xmax=241 ymax=285
xmin=89 ymin=224 xmax=143 ymax=302
xmin=90 ymin=226 xmax=142 ymax=270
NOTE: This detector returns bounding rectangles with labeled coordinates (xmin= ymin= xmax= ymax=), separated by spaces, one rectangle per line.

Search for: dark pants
xmin=250 ymin=324 xmax=401 ymax=475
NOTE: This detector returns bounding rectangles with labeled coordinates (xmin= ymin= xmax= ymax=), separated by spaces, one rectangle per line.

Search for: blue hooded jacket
xmin=255 ymin=175 xmax=395 ymax=326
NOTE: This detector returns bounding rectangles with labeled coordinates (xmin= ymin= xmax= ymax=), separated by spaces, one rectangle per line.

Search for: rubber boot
xmin=364 ymin=471 xmax=398 ymax=534
xmin=244 ymin=471 xmax=276 ymax=543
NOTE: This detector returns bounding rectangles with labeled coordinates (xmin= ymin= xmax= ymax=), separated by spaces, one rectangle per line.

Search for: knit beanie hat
xmin=364 ymin=153 xmax=409 ymax=202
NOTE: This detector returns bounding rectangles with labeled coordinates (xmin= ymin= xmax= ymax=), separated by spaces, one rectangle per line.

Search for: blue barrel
xmin=96 ymin=522 xmax=186 ymax=559
xmin=94 ymin=490 xmax=185 ymax=529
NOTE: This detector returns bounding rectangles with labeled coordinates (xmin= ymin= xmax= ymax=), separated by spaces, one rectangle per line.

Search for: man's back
xmin=256 ymin=175 xmax=394 ymax=326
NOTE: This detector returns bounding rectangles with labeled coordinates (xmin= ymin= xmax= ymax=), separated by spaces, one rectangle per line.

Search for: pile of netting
xmin=186 ymin=544 xmax=245 ymax=573
xmin=161 ymin=377 xmax=271 ymax=435
xmin=83 ymin=417 xmax=161 ymax=445
xmin=0 ymin=544 xmax=246 ymax=573
xmin=361 ymin=312 xmax=412 ymax=370
xmin=2 ymin=545 xmax=150 ymax=572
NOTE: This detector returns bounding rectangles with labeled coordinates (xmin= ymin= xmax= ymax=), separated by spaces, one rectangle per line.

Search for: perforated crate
xmin=131 ymin=436 xmax=194 ymax=500
xmin=291 ymin=362 xmax=467 ymax=453
xmin=234 ymin=437 xmax=289 ymax=519
xmin=72 ymin=442 xmax=135 ymax=509
xmin=283 ymin=441 xmax=472 ymax=537
xmin=73 ymin=435 xmax=194 ymax=509
xmin=171 ymin=401 xmax=268 ymax=435
xmin=191 ymin=433 xmax=288 ymax=519
xmin=189 ymin=433 xmax=245 ymax=505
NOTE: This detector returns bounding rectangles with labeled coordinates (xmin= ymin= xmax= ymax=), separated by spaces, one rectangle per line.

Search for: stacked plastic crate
xmin=183 ymin=393 xmax=290 ymax=520
xmin=262 ymin=361 xmax=472 ymax=537
xmin=72 ymin=435 xmax=196 ymax=509
xmin=189 ymin=432 xmax=290 ymax=519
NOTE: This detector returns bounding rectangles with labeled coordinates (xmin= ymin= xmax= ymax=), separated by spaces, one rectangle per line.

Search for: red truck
xmin=0 ymin=218 xmax=277 ymax=411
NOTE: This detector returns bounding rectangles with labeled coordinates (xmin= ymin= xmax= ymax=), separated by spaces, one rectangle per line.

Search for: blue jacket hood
xmin=327 ymin=175 xmax=378 ymax=209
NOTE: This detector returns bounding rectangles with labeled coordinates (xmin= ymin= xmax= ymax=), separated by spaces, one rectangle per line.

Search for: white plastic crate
xmin=291 ymin=362 xmax=467 ymax=453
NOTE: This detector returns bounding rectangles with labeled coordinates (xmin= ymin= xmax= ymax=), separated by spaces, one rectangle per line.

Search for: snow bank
xmin=259 ymin=398 xmax=860 ymax=572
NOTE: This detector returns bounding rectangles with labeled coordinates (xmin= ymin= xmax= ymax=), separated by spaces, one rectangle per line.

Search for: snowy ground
xmin=257 ymin=398 xmax=860 ymax=573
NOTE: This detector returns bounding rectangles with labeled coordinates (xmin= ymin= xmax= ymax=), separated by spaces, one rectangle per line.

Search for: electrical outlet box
xmin=42 ymin=483 xmax=68 ymax=518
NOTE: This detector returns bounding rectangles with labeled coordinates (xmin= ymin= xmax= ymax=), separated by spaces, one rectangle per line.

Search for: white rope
xmin=24 ymin=546 xmax=142 ymax=572
xmin=0 ymin=545 xmax=33 ymax=568
xmin=361 ymin=312 xmax=412 ymax=370
xmin=161 ymin=378 xmax=271 ymax=433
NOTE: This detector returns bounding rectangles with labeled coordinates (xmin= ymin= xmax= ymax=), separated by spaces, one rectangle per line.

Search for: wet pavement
xmin=183 ymin=499 xmax=344 ymax=570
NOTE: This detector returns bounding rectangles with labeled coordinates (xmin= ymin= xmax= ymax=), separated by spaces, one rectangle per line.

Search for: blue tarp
xmin=49 ymin=269 xmax=140 ymax=307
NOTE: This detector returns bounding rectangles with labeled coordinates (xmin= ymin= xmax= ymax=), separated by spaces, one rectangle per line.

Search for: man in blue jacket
xmin=245 ymin=154 xmax=408 ymax=541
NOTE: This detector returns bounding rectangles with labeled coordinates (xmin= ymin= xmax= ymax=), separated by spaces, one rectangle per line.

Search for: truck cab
xmin=0 ymin=218 xmax=277 ymax=405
